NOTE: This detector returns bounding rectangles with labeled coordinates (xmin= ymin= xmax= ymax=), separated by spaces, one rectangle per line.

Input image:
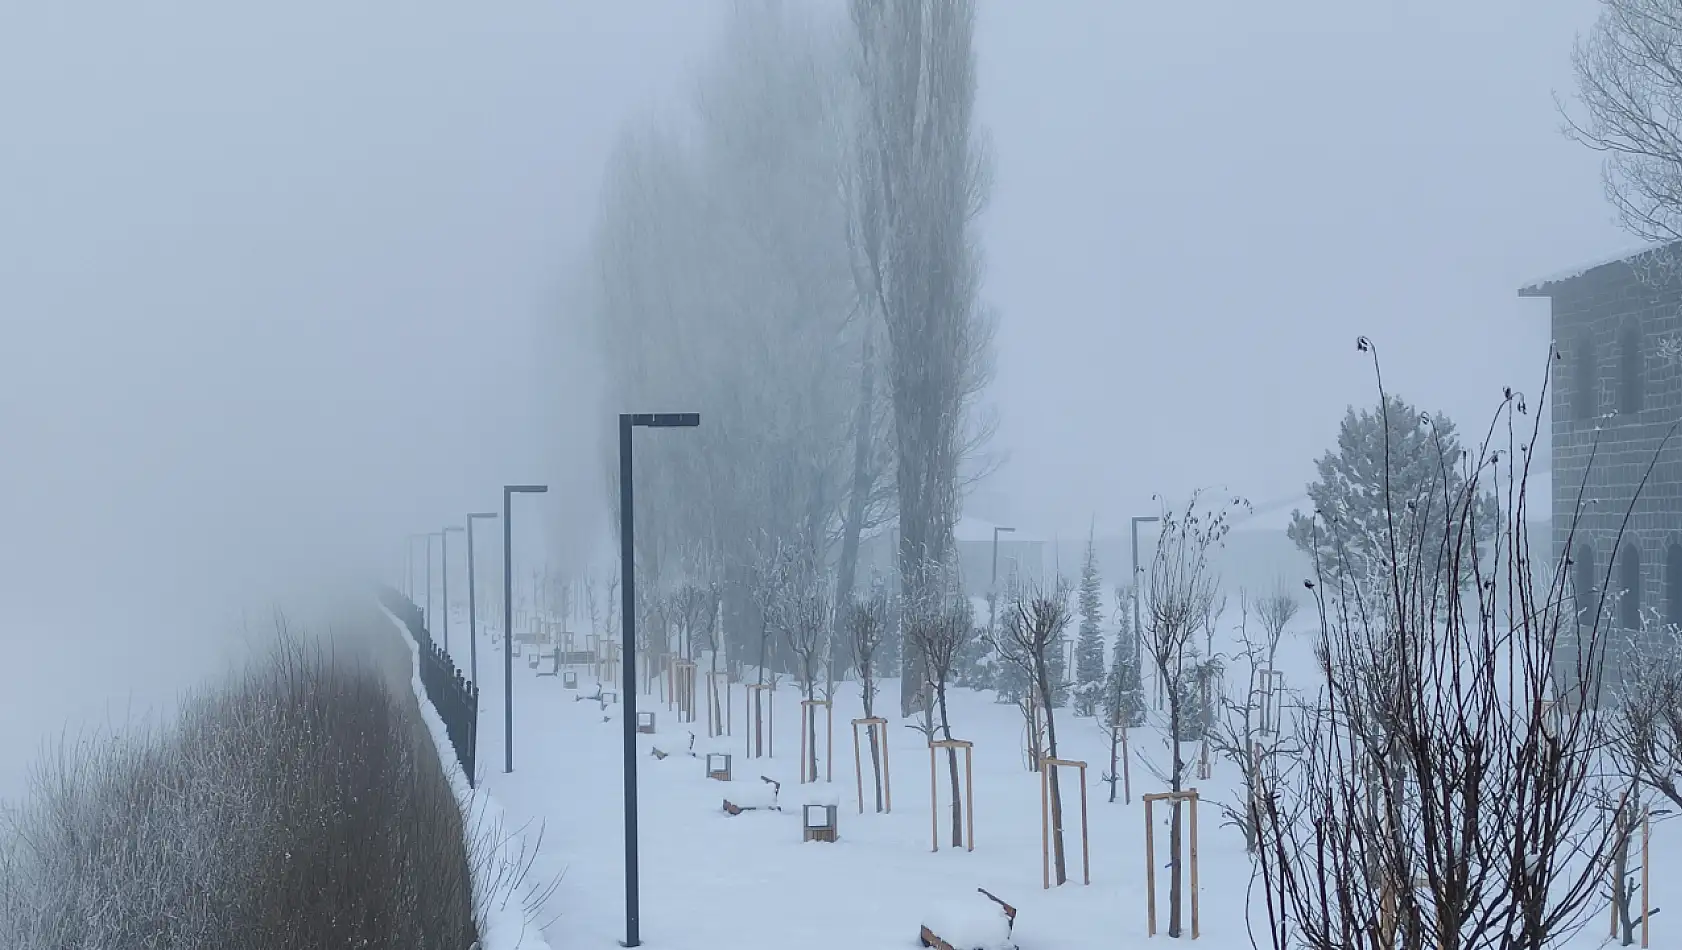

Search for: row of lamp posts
xmin=399 ymin=412 xmax=698 ymax=949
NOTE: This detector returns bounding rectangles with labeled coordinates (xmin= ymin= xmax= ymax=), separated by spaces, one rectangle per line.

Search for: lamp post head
xmin=628 ymin=412 xmax=700 ymax=428
xmin=994 ymin=526 xmax=1016 ymax=537
xmin=468 ymin=511 xmax=499 ymax=520
xmin=445 ymin=525 xmax=465 ymax=534
xmin=505 ymin=484 xmax=549 ymax=495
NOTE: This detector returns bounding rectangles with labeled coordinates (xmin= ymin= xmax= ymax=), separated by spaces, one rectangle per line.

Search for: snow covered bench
xmin=919 ymin=889 xmax=1018 ymax=950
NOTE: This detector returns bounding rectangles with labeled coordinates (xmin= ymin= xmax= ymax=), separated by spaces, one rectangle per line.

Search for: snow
xmin=1518 ymin=241 xmax=1669 ymax=295
xmin=381 ymin=603 xmax=554 ymax=950
xmin=923 ymin=895 xmax=1014 ymax=949
xmin=413 ymin=599 xmax=1682 ymax=950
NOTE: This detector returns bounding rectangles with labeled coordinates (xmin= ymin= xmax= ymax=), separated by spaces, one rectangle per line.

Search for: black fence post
xmin=381 ymin=585 xmax=479 ymax=788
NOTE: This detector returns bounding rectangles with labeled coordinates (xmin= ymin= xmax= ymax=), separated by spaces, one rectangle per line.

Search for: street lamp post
xmin=426 ymin=531 xmax=442 ymax=633
xmin=503 ymin=484 xmax=548 ymax=775
xmin=441 ymin=525 xmax=464 ymax=654
xmin=988 ymin=525 xmax=1016 ymax=636
xmin=620 ymin=411 xmax=699 ymax=949
xmin=466 ymin=512 xmax=499 ymax=689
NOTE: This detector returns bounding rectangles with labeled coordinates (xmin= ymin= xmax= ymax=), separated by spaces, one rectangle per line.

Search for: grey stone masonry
xmin=1520 ymin=242 xmax=1682 ymax=634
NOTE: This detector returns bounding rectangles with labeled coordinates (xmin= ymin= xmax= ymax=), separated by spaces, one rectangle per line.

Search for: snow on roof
xmin=1517 ymin=241 xmax=1671 ymax=297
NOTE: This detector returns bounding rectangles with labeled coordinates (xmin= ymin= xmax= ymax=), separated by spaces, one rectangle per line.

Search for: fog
xmin=0 ymin=2 xmax=1634 ymax=797
xmin=0 ymin=4 xmax=715 ymax=798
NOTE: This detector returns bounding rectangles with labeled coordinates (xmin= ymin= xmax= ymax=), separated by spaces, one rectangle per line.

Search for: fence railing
xmin=379 ymin=586 xmax=480 ymax=788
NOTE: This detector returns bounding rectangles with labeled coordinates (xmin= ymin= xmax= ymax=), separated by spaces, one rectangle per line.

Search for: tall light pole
xmin=620 ymin=411 xmax=700 ymax=949
xmin=466 ymin=511 xmax=498 ymax=688
xmin=503 ymin=484 xmax=548 ymax=774
xmin=440 ymin=525 xmax=464 ymax=654
xmin=407 ymin=533 xmax=427 ymax=601
xmin=988 ymin=525 xmax=1016 ymax=636
xmin=426 ymin=531 xmax=442 ymax=633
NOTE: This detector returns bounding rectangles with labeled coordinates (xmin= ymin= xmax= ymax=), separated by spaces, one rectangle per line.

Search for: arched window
xmin=1576 ymin=330 xmax=1599 ymax=422
xmin=1619 ymin=544 xmax=1644 ymax=630
xmin=1574 ymin=542 xmax=1598 ymax=626
xmin=1620 ymin=322 xmax=1645 ymax=416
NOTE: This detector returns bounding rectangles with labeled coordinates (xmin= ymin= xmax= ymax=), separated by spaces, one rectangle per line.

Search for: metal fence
xmin=379 ymin=586 xmax=480 ymax=788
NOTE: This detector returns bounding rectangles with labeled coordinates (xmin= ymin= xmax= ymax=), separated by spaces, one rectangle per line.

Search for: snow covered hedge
xmin=0 ymin=615 xmax=479 ymax=949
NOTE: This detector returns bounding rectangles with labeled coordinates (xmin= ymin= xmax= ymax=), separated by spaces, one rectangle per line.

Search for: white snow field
xmin=407 ymin=598 xmax=1682 ymax=950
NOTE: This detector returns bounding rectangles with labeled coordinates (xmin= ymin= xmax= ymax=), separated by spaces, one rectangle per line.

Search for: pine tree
xmin=1286 ymin=394 xmax=1499 ymax=587
xmin=1074 ymin=526 xmax=1106 ymax=716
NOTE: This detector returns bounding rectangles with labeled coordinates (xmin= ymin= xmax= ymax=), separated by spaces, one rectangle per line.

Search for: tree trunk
xmin=937 ymin=685 xmax=962 ymax=847
xmin=868 ymin=726 xmax=884 ymax=812
xmin=807 ymin=702 xmax=819 ymax=780
xmin=1039 ymin=666 xmax=1067 ymax=885
xmin=863 ymin=668 xmax=884 ymax=812
xmin=1107 ymin=727 xmax=1120 ymax=803
xmin=708 ymin=650 xmax=723 ymax=737
xmin=835 ymin=331 xmax=876 ymax=610
xmin=1168 ymin=800 xmax=1184 ymax=938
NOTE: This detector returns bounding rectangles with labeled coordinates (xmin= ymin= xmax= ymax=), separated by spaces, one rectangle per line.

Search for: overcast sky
xmin=0 ymin=2 xmax=1632 ymax=792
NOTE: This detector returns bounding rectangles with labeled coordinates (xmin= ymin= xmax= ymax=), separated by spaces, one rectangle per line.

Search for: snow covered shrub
xmin=0 ymin=613 xmax=479 ymax=950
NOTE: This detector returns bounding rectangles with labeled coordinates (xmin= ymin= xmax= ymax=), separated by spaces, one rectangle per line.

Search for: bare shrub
xmin=0 ymin=615 xmax=483 ymax=950
xmin=1255 ymin=340 xmax=1639 ymax=950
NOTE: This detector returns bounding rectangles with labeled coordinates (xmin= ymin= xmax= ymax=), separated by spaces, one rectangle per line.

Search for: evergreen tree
xmin=1073 ymin=526 xmax=1107 ymax=715
xmin=1286 ymin=394 xmax=1498 ymax=587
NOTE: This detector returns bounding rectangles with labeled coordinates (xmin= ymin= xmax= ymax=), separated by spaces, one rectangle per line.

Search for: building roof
xmin=1517 ymin=241 xmax=1674 ymax=298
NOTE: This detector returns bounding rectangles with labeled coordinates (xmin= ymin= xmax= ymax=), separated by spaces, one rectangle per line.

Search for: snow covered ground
xmin=425 ymin=602 xmax=1682 ymax=950
xmin=428 ymin=607 xmax=1259 ymax=949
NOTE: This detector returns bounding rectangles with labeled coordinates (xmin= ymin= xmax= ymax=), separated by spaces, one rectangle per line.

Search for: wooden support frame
xmin=706 ymin=670 xmax=732 ymax=738
xmin=562 ymin=669 xmax=578 ymax=689
xmin=1143 ymin=788 xmax=1201 ymax=939
xmin=672 ymin=659 xmax=698 ymax=723
xmin=929 ymin=739 xmax=976 ymax=853
xmin=635 ymin=711 xmax=655 ymax=734
xmin=1253 ymin=668 xmax=1285 ymax=736
xmin=705 ymin=752 xmax=732 ymax=782
xmin=1608 ymin=795 xmax=1654 ymax=949
xmin=850 ymin=717 xmax=892 ymax=813
xmin=744 ymin=683 xmax=774 ymax=758
xmin=799 ymin=699 xmax=834 ymax=784
xmin=1041 ymin=756 xmax=1090 ymax=889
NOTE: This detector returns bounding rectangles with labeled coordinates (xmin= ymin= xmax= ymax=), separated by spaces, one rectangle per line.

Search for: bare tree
xmin=847 ymin=0 xmax=995 ymax=717
xmin=906 ymin=567 xmax=974 ymax=847
xmin=843 ymin=588 xmax=891 ymax=811
xmin=1142 ymin=489 xmax=1243 ymax=939
xmin=1254 ymin=581 xmax=1299 ymax=670
xmin=1564 ymin=0 xmax=1682 ymax=243
xmin=999 ymin=582 xmax=1075 ymax=883
xmin=1254 ymin=341 xmax=1639 ymax=950
xmin=777 ymin=558 xmax=834 ymax=781
xmin=1206 ymin=593 xmax=1292 ymax=855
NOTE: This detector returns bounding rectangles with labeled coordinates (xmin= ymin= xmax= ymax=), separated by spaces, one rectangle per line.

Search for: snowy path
xmin=462 ymin=631 xmax=1248 ymax=949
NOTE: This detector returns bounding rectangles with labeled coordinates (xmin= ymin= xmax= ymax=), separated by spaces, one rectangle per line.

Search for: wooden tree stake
xmin=1144 ymin=788 xmax=1201 ymax=939
xmin=1040 ymin=756 xmax=1091 ymax=889
xmin=799 ymin=699 xmax=834 ymax=784
xmin=930 ymin=739 xmax=976 ymax=852
xmin=851 ymin=717 xmax=892 ymax=813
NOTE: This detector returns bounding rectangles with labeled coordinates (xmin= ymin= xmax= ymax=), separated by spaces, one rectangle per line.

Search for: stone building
xmin=1519 ymin=243 xmax=1682 ymax=653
